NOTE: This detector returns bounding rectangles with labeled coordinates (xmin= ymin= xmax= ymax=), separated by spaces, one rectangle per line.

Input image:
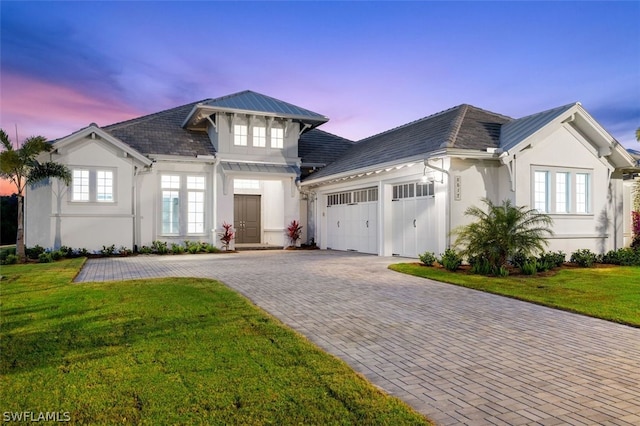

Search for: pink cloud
xmin=1 ymin=72 xmax=143 ymax=141
xmin=0 ymin=72 xmax=144 ymax=195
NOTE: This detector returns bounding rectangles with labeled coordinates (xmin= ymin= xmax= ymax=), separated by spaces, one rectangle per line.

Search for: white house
xmin=25 ymin=91 xmax=639 ymax=256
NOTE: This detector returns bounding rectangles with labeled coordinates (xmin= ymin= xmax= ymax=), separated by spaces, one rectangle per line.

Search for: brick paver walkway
xmin=75 ymin=251 xmax=640 ymax=425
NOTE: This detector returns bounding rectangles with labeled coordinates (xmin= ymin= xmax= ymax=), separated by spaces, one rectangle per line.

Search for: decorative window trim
xmin=70 ymin=167 xmax=117 ymax=204
xmin=531 ymin=167 xmax=592 ymax=215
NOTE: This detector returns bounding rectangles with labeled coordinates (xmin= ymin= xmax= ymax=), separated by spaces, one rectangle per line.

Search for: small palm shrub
xmin=171 ymin=243 xmax=185 ymax=254
xmin=453 ymin=198 xmax=553 ymax=273
xmin=419 ymin=251 xmax=437 ymax=266
xmin=570 ymin=249 xmax=597 ymax=267
xmin=152 ymin=240 xmax=169 ymax=254
xmin=439 ymin=248 xmax=462 ymax=271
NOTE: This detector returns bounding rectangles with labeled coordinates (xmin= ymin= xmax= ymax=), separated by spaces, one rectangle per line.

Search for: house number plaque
xmin=454 ymin=175 xmax=461 ymax=201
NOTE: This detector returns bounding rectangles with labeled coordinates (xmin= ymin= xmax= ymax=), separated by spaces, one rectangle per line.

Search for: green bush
xmin=496 ymin=265 xmax=509 ymax=277
xmin=0 ymin=246 xmax=16 ymax=262
xmin=77 ymin=248 xmax=90 ymax=257
xmin=205 ymin=244 xmax=220 ymax=253
xmin=2 ymin=254 xmax=18 ymax=265
xmin=38 ymin=252 xmax=53 ymax=263
xmin=138 ymin=245 xmax=153 ymax=254
xmin=510 ymin=251 xmax=528 ymax=269
xmin=469 ymin=255 xmax=492 ymax=275
xmin=539 ymin=251 xmax=566 ymax=268
xmin=439 ymin=248 xmax=462 ymax=271
xmin=600 ymin=248 xmax=640 ymax=266
xmin=26 ymin=245 xmax=45 ymax=260
xmin=50 ymin=250 xmax=63 ymax=261
xmin=101 ymin=244 xmax=117 ymax=256
xmin=570 ymin=249 xmax=597 ymax=267
xmin=152 ymin=240 xmax=168 ymax=255
xmin=521 ymin=260 xmax=538 ymax=275
xmin=118 ymin=246 xmax=132 ymax=256
xmin=418 ymin=251 xmax=437 ymax=266
xmin=171 ymin=243 xmax=185 ymax=254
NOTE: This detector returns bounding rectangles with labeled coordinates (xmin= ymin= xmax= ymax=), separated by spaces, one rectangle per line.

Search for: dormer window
xmin=234 ymin=124 xmax=247 ymax=146
xmin=253 ymin=126 xmax=266 ymax=148
xmin=271 ymin=127 xmax=284 ymax=149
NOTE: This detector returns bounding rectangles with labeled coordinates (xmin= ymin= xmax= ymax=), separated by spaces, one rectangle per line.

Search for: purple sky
xmin=1 ymin=1 xmax=639 ymax=160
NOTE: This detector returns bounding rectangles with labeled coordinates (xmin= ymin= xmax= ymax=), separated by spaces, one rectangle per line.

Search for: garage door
xmin=392 ymin=182 xmax=437 ymax=258
xmin=326 ymin=187 xmax=378 ymax=254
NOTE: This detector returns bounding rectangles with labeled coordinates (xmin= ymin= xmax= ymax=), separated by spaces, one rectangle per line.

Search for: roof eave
xmin=184 ymin=104 xmax=329 ymax=129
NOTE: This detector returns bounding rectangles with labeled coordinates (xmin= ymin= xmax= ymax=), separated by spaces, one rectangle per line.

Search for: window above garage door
xmin=392 ymin=182 xmax=434 ymax=200
xmin=327 ymin=187 xmax=378 ymax=206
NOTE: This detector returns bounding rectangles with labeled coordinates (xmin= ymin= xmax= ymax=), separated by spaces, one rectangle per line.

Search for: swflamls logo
xmin=2 ymin=411 xmax=71 ymax=422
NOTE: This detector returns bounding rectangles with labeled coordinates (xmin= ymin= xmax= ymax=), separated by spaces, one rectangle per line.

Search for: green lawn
xmin=1 ymin=260 xmax=430 ymax=425
xmin=390 ymin=263 xmax=640 ymax=327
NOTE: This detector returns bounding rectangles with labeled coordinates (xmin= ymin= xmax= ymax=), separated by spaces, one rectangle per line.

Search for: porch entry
xmin=234 ymin=195 xmax=261 ymax=244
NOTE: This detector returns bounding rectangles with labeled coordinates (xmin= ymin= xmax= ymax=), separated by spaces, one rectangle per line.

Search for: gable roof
xmin=306 ymin=104 xmax=510 ymax=181
xmin=183 ymin=90 xmax=329 ymax=129
xmin=103 ymin=101 xmax=216 ymax=157
xmin=499 ymin=103 xmax=576 ymax=151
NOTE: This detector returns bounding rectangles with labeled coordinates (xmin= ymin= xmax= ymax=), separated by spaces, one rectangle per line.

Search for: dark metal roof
xmin=308 ymin=104 xmax=511 ymax=180
xmin=104 ymin=101 xmax=215 ymax=157
xmin=220 ymin=161 xmax=298 ymax=175
xmin=203 ymin=90 xmax=328 ymax=123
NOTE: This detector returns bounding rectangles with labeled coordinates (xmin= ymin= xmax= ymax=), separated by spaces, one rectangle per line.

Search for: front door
xmin=234 ymin=195 xmax=261 ymax=243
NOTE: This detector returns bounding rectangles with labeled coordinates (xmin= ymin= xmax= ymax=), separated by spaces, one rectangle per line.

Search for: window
xmin=253 ymin=126 xmax=266 ymax=147
xmin=533 ymin=171 xmax=549 ymax=213
xmin=575 ymin=173 xmax=590 ymax=214
xmin=72 ymin=169 xmax=90 ymax=201
xmin=271 ymin=127 xmax=284 ymax=149
xmin=162 ymin=175 xmax=180 ymax=234
xmin=96 ymin=171 xmax=113 ymax=202
xmin=187 ymin=176 xmax=205 ymax=233
xmin=234 ymin=124 xmax=247 ymax=146
xmin=161 ymin=174 xmax=207 ymax=235
xmin=392 ymin=183 xmax=414 ymax=200
xmin=71 ymin=168 xmax=115 ymax=203
xmin=234 ymin=179 xmax=260 ymax=190
xmin=532 ymin=168 xmax=591 ymax=214
xmin=416 ymin=181 xmax=435 ymax=197
xmin=555 ymin=172 xmax=570 ymax=213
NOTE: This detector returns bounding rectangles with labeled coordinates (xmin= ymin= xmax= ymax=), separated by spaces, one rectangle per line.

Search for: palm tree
xmin=453 ymin=198 xmax=554 ymax=271
xmin=0 ymin=129 xmax=71 ymax=262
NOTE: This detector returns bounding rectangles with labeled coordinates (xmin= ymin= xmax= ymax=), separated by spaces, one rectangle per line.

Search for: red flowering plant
xmin=219 ymin=222 xmax=235 ymax=251
xmin=632 ymin=211 xmax=640 ymax=249
xmin=286 ymin=220 xmax=303 ymax=247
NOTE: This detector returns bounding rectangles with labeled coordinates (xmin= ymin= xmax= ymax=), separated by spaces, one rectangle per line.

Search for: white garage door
xmin=392 ymin=182 xmax=437 ymax=258
xmin=326 ymin=187 xmax=378 ymax=254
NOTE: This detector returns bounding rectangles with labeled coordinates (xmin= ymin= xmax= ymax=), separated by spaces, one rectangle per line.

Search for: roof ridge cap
xmin=441 ymin=104 xmax=469 ymax=148
xmin=357 ymin=104 xmax=464 ymax=143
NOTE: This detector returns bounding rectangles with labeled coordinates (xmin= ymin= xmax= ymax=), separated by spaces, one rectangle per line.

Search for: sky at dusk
xmin=1 ymin=1 xmax=639 ymax=196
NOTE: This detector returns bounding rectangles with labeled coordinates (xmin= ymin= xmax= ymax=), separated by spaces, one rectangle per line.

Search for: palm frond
xmin=0 ymin=128 xmax=13 ymax=151
xmin=28 ymin=162 xmax=72 ymax=186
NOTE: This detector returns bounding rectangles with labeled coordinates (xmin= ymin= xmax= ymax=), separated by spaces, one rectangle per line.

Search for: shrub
xmin=219 ymin=222 xmax=235 ymax=251
xmin=50 ymin=250 xmax=63 ymax=261
xmin=3 ymin=254 xmax=18 ymax=264
xmin=521 ymin=260 xmax=538 ymax=275
xmin=570 ymin=249 xmax=597 ymax=267
xmin=26 ymin=245 xmax=45 ymax=260
xmin=152 ymin=240 xmax=168 ymax=255
xmin=453 ymin=198 xmax=553 ymax=273
xmin=510 ymin=251 xmax=528 ymax=269
xmin=77 ymin=248 xmax=90 ymax=257
xmin=38 ymin=252 xmax=53 ymax=263
xmin=286 ymin=220 xmax=303 ymax=247
xmin=101 ymin=244 xmax=117 ymax=256
xmin=539 ymin=251 xmax=566 ymax=269
xmin=118 ymin=246 xmax=132 ymax=256
xmin=59 ymin=246 xmax=76 ymax=258
xmin=496 ymin=265 xmax=509 ymax=277
xmin=171 ymin=243 xmax=185 ymax=254
xmin=418 ymin=251 xmax=437 ymax=266
xmin=184 ymin=240 xmax=207 ymax=254
xmin=601 ymin=248 xmax=640 ymax=266
xmin=138 ymin=245 xmax=153 ymax=255
xmin=469 ymin=255 xmax=492 ymax=275
xmin=0 ymin=246 xmax=16 ymax=262
xmin=439 ymin=248 xmax=462 ymax=271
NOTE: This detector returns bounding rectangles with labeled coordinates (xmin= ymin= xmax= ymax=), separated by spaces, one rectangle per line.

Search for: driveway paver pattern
xmin=75 ymin=250 xmax=640 ymax=425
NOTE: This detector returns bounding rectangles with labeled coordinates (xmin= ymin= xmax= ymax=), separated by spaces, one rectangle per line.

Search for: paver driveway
xmin=75 ymin=250 xmax=640 ymax=425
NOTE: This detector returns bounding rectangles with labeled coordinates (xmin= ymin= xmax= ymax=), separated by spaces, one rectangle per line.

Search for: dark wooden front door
xmin=234 ymin=195 xmax=261 ymax=244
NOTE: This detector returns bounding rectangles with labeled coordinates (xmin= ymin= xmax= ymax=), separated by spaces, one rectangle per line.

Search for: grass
xmin=1 ymin=259 xmax=430 ymax=425
xmin=390 ymin=263 xmax=640 ymax=327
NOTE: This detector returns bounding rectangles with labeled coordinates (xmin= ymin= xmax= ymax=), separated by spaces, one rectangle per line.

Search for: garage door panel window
xmin=328 ymin=187 xmax=378 ymax=206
